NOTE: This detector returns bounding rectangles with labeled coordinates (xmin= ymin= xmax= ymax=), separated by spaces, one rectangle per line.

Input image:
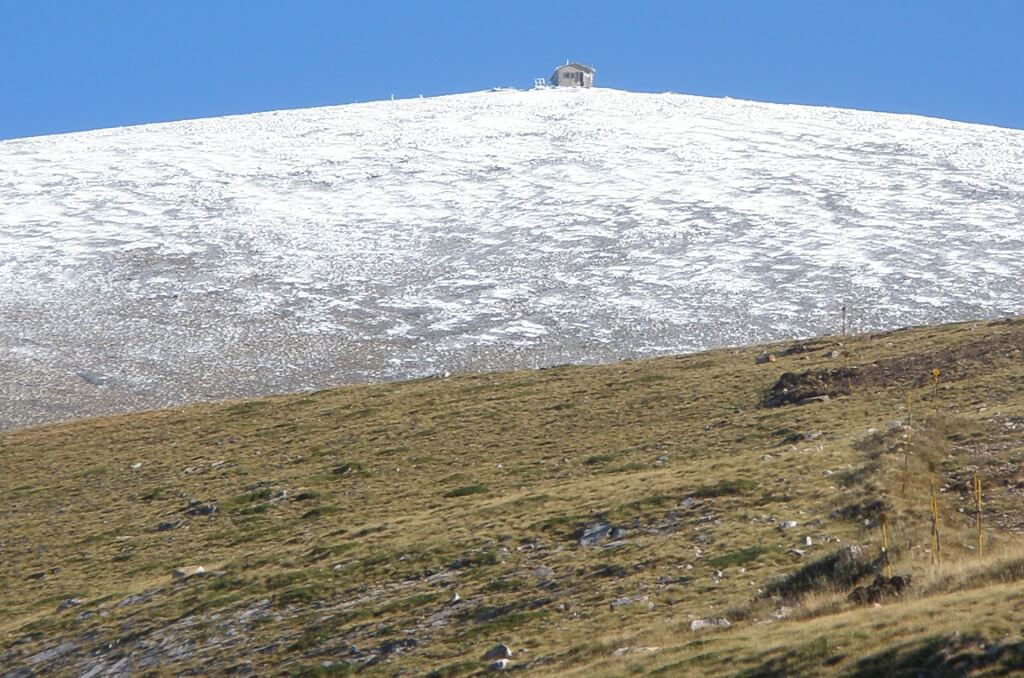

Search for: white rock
xmin=171 ymin=565 xmax=205 ymax=580
xmin=690 ymin=617 xmax=731 ymax=631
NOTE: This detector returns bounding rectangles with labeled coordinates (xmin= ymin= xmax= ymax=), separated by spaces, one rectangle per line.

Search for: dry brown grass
xmin=2 ymin=317 xmax=1024 ymax=675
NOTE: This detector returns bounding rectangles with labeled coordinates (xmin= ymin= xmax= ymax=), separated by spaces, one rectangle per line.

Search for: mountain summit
xmin=2 ymin=88 xmax=1023 ymax=429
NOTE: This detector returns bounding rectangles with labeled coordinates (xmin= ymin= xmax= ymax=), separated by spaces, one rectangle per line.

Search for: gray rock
xmin=612 ymin=646 xmax=660 ymax=657
xmin=609 ymin=596 xmax=635 ymax=610
xmin=488 ymin=659 xmax=510 ymax=671
xmin=609 ymin=595 xmax=651 ymax=610
xmin=778 ymin=520 xmax=799 ymax=530
xmin=154 ymin=520 xmax=182 ymax=532
xmin=690 ymin=617 xmax=731 ymax=631
xmin=56 ymin=598 xmax=82 ymax=612
xmin=482 ymin=643 xmax=513 ymax=661
xmin=25 ymin=641 xmax=76 ymax=665
xmin=183 ymin=500 xmax=217 ymax=517
xmin=578 ymin=521 xmax=612 ymax=547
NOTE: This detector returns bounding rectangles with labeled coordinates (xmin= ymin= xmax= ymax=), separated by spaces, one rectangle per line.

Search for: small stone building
xmin=551 ymin=62 xmax=595 ymax=88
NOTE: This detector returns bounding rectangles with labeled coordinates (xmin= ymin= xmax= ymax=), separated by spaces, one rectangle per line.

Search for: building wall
xmin=552 ymin=67 xmax=594 ymax=88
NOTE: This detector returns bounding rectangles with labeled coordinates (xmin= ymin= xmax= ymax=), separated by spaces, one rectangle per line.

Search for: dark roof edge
xmin=554 ymin=62 xmax=596 ymax=74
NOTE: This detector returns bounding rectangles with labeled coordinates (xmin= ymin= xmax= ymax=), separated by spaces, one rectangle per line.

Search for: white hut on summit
xmin=551 ymin=62 xmax=595 ymax=88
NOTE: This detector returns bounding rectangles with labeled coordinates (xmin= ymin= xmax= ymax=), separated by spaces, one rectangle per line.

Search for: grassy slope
xmin=2 ymin=318 xmax=1024 ymax=676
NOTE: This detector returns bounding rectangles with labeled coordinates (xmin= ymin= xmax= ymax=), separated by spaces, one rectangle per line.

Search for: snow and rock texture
xmin=3 ymin=88 xmax=1024 ymax=430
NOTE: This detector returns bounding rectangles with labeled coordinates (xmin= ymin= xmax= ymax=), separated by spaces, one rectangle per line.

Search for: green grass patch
xmin=444 ymin=484 xmax=489 ymax=498
xmin=707 ymin=546 xmax=767 ymax=568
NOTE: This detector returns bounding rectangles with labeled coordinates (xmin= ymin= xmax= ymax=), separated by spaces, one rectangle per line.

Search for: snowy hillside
xmin=3 ymin=87 xmax=1024 ymax=429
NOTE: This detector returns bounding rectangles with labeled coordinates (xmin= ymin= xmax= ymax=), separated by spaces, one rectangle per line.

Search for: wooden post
xmin=929 ymin=473 xmax=941 ymax=567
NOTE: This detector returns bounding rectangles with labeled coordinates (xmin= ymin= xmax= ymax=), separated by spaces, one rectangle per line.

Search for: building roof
xmin=554 ymin=62 xmax=596 ymax=74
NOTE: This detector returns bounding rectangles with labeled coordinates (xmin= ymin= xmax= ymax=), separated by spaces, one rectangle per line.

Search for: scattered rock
xmin=56 ymin=598 xmax=82 ymax=612
xmin=847 ymin=574 xmax=912 ymax=605
xmin=129 ymin=462 xmax=142 ymax=470
xmin=612 ymin=646 xmax=660 ymax=657
xmin=183 ymin=500 xmax=218 ymax=517
xmin=690 ymin=617 xmax=731 ymax=632
xmin=755 ymin=353 xmax=777 ymax=364
xmin=376 ymin=638 xmax=417 ymax=656
xmin=763 ymin=369 xmax=850 ymax=407
xmin=449 ymin=592 xmax=461 ymax=605
xmin=118 ymin=590 xmax=157 ymax=607
xmin=25 ymin=641 xmax=77 ymax=666
xmin=778 ymin=520 xmax=799 ymax=530
xmin=171 ymin=565 xmax=206 ymax=580
xmin=488 ymin=659 xmax=510 ymax=671
xmin=803 ymin=536 xmax=814 ymax=546
xmin=609 ymin=595 xmax=651 ymax=610
xmin=482 ymin=643 xmax=513 ymax=661
xmin=154 ymin=520 xmax=182 ymax=532
xmin=577 ymin=521 xmax=612 ymax=547
xmin=531 ymin=566 xmax=554 ymax=578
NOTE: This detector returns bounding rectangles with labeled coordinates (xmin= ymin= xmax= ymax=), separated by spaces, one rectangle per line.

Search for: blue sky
xmin=1 ymin=1 xmax=1022 ymax=140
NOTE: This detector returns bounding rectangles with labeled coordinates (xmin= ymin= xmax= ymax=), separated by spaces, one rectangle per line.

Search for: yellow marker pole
xmin=932 ymin=368 xmax=941 ymax=403
xmin=974 ymin=471 xmax=983 ymax=559
xmin=929 ymin=473 xmax=941 ymax=567
xmin=906 ymin=392 xmax=913 ymax=430
xmin=880 ymin=513 xmax=892 ymax=578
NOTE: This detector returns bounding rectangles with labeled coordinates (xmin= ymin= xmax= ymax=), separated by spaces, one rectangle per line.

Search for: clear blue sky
xmin=2 ymin=1 xmax=1022 ymax=140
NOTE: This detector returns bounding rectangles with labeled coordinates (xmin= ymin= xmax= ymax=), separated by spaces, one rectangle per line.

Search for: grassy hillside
xmin=2 ymin=317 xmax=1024 ymax=676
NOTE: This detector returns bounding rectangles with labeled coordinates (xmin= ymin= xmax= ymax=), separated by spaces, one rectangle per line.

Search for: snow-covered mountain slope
xmin=3 ymin=87 xmax=1024 ymax=429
